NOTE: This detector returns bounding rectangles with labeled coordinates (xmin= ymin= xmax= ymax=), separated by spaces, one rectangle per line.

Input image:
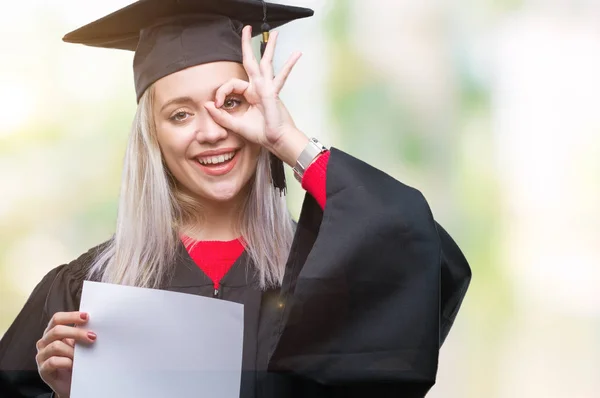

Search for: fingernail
xmin=80 ymin=312 xmax=88 ymax=320
xmin=88 ymin=332 xmax=97 ymax=341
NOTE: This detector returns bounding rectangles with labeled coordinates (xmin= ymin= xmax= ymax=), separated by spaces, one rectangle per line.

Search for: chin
xmin=201 ymin=181 xmax=246 ymax=203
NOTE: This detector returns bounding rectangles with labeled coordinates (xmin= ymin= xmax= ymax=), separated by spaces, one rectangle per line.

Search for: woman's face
xmin=153 ymin=62 xmax=261 ymax=205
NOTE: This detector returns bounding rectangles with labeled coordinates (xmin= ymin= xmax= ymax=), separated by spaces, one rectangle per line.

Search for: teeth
xmin=198 ymin=151 xmax=235 ymax=165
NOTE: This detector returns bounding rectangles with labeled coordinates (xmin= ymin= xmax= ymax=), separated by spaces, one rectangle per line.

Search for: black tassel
xmin=260 ymin=3 xmax=287 ymax=195
xmin=269 ymin=153 xmax=287 ymax=195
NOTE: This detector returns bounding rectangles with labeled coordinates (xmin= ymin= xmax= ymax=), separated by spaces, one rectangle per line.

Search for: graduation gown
xmin=0 ymin=148 xmax=471 ymax=398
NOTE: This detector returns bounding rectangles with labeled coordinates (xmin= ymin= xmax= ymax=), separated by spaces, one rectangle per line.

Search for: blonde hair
xmin=88 ymin=85 xmax=294 ymax=289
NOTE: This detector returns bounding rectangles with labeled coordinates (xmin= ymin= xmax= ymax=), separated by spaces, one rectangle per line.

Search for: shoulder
xmin=55 ymin=239 xmax=111 ymax=282
xmin=36 ymin=239 xmax=112 ymax=315
xmin=65 ymin=240 xmax=111 ymax=278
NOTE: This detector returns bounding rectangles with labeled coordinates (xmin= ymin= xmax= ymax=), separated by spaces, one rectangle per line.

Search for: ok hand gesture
xmin=205 ymin=25 xmax=309 ymax=167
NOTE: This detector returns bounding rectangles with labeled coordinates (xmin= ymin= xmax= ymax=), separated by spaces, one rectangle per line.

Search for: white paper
xmin=70 ymin=281 xmax=244 ymax=398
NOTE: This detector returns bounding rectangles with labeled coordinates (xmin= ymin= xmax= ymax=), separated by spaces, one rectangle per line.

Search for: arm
xmin=299 ymin=146 xmax=469 ymax=343
xmin=206 ymin=29 xmax=471 ymax=395
xmin=0 ymin=267 xmax=63 ymax=397
xmin=269 ymin=148 xmax=471 ymax=397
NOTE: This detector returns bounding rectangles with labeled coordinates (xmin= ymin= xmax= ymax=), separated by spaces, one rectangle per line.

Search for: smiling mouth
xmin=197 ymin=150 xmax=237 ymax=166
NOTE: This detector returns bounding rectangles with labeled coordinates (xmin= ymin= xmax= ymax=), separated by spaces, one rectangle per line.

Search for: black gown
xmin=0 ymin=148 xmax=471 ymax=398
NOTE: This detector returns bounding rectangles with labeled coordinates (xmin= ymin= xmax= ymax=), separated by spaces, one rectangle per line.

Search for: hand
xmin=204 ymin=25 xmax=309 ymax=167
xmin=36 ymin=311 xmax=97 ymax=398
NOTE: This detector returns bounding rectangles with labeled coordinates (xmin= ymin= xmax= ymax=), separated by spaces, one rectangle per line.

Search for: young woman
xmin=0 ymin=1 xmax=471 ymax=398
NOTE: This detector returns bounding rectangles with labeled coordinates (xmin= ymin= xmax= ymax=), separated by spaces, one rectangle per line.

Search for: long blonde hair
xmin=88 ymin=85 xmax=295 ymax=289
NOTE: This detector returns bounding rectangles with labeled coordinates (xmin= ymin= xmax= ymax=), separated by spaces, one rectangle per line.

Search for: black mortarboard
xmin=63 ymin=0 xmax=314 ymax=193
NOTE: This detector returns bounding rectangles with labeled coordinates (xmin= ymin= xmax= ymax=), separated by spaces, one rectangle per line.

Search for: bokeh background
xmin=1 ymin=0 xmax=599 ymax=396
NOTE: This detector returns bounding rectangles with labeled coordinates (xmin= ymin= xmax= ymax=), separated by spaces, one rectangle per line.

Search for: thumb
xmin=204 ymin=102 xmax=240 ymax=133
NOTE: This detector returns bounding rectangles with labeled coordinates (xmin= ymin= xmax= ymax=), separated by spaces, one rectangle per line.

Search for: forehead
xmin=153 ymin=61 xmax=248 ymax=104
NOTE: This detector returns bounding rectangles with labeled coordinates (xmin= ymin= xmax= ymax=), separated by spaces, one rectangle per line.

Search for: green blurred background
xmin=1 ymin=0 xmax=599 ymax=396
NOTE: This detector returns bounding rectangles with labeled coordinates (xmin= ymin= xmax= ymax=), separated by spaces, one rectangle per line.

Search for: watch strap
xmin=293 ymin=137 xmax=327 ymax=183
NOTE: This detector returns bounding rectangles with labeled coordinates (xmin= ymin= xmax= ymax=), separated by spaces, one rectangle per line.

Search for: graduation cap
xmin=63 ymin=0 xmax=314 ymax=193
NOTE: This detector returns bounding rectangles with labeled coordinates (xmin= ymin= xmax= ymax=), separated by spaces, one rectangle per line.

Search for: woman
xmin=0 ymin=1 xmax=471 ymax=397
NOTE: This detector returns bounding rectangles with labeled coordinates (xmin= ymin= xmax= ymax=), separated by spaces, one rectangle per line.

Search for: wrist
xmin=271 ymin=128 xmax=309 ymax=167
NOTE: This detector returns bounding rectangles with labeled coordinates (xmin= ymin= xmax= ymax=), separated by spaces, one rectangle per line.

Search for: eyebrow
xmin=159 ymin=96 xmax=196 ymax=113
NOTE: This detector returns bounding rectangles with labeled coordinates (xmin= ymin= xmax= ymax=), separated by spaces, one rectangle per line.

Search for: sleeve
xmin=0 ymin=266 xmax=66 ymax=398
xmin=436 ymin=222 xmax=471 ymax=345
xmin=0 ymin=247 xmax=92 ymax=398
xmin=268 ymin=148 xmax=471 ymax=397
xmin=301 ymin=150 xmax=330 ymax=210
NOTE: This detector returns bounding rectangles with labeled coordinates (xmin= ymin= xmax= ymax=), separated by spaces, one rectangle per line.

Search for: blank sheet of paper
xmin=70 ymin=281 xmax=244 ymax=398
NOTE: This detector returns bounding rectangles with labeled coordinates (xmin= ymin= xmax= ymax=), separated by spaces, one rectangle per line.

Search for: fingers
xmin=215 ymin=78 xmax=250 ymax=108
xmin=241 ymin=25 xmax=299 ymax=92
xmin=38 ymin=312 xmax=93 ymax=351
xmin=260 ymin=30 xmax=279 ymax=79
xmin=242 ymin=25 xmax=260 ymax=79
xmin=39 ymin=356 xmax=73 ymax=374
xmin=37 ymin=324 xmax=96 ymax=350
xmin=36 ymin=340 xmax=74 ymax=364
xmin=274 ymin=51 xmax=302 ymax=93
xmin=204 ymin=102 xmax=241 ymax=133
xmin=45 ymin=311 xmax=89 ymax=334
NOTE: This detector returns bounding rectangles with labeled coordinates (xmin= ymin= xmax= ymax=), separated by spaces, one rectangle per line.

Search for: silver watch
xmin=293 ymin=137 xmax=328 ymax=183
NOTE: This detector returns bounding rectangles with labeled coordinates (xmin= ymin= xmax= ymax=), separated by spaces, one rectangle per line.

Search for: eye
xmin=169 ymin=110 xmax=192 ymax=123
xmin=222 ymin=97 xmax=243 ymax=111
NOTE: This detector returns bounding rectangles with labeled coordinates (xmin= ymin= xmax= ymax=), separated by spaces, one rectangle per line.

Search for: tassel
xmin=260 ymin=2 xmax=287 ymax=195
xmin=269 ymin=152 xmax=287 ymax=195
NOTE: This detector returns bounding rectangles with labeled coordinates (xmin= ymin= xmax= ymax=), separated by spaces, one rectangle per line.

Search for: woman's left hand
xmin=204 ymin=25 xmax=309 ymax=167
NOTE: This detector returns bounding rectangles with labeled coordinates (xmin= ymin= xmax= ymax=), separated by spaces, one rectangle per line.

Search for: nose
xmin=195 ymin=110 xmax=228 ymax=144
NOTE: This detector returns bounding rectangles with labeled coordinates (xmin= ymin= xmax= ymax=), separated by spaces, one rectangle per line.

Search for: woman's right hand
xmin=35 ymin=311 xmax=97 ymax=398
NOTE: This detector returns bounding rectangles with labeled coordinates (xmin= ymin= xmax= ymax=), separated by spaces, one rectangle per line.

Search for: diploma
xmin=70 ymin=281 xmax=244 ymax=398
